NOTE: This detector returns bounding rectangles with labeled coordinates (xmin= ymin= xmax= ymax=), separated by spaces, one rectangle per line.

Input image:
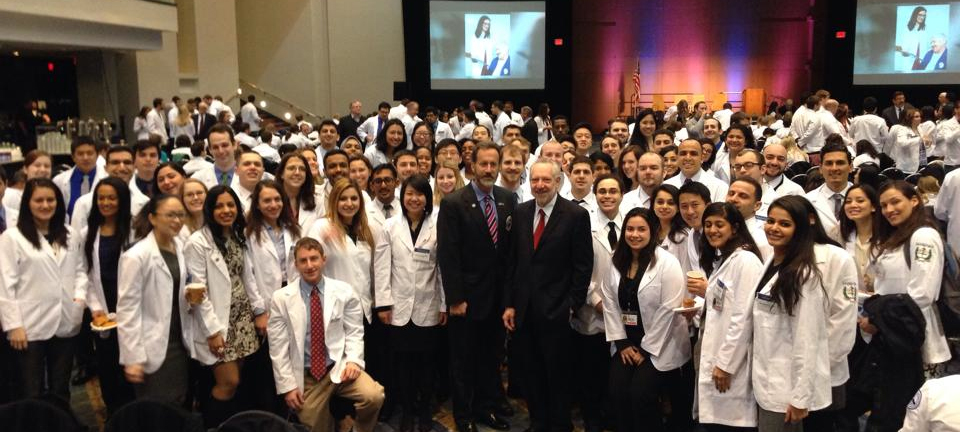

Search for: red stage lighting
xmin=835 ymin=31 xmax=846 ymax=39
xmin=554 ymin=38 xmax=563 ymax=46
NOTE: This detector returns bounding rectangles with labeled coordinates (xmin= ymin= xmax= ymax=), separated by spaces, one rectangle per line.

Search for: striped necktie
xmin=483 ymin=195 xmax=498 ymax=244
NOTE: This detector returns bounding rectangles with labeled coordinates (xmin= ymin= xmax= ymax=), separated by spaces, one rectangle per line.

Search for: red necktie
xmin=533 ymin=209 xmax=545 ymax=249
xmin=310 ymin=288 xmax=327 ymax=380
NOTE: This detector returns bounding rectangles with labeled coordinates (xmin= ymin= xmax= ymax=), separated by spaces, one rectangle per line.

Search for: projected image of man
xmin=920 ymin=34 xmax=948 ymax=71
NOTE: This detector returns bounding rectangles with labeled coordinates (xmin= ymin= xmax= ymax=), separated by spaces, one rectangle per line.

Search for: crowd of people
xmin=0 ymin=88 xmax=958 ymax=432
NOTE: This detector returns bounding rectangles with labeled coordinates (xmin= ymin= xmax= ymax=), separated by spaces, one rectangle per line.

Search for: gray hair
xmin=531 ymin=159 xmax=562 ymax=179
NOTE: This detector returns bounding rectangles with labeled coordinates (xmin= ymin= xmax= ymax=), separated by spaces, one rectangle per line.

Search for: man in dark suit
xmin=338 ymin=100 xmax=364 ymax=139
xmin=502 ymin=159 xmax=593 ymax=432
xmin=192 ymin=101 xmax=217 ymax=142
xmin=521 ymin=110 xmax=540 ymax=153
xmin=881 ymin=91 xmax=915 ymax=127
xmin=438 ymin=141 xmax=517 ymax=432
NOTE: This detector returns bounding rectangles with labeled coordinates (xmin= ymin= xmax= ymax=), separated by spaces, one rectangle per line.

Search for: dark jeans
xmin=448 ymin=314 xmax=504 ymax=423
xmin=15 ymin=336 xmax=76 ymax=402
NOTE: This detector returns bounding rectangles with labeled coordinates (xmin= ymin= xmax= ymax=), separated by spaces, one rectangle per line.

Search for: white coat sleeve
xmin=640 ymin=257 xmax=684 ymax=359
xmin=933 ymin=175 xmax=953 ymax=223
xmin=905 ymin=229 xmax=945 ymax=309
xmin=342 ymin=292 xmax=366 ymax=369
xmin=0 ymin=233 xmax=23 ymax=331
xmin=715 ymin=254 xmax=762 ymax=375
xmin=116 ymin=249 xmax=146 ymax=366
xmin=183 ymin=237 xmax=224 ymax=338
xmin=828 ymin=252 xmax=860 ymax=368
xmin=790 ymin=280 xmax=828 ymax=410
xmin=372 ymin=221 xmax=394 ymax=310
xmin=242 ymin=250 xmax=265 ymax=313
xmin=601 ymin=269 xmax=627 ymax=343
xmin=899 ymin=385 xmax=930 ymax=432
xmin=267 ymin=294 xmax=297 ymax=394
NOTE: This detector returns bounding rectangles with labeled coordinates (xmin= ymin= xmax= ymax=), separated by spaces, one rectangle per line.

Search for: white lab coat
xmin=0 ymin=226 xmax=83 ymax=340
xmin=848 ymin=114 xmax=889 ymax=153
xmin=698 ymin=248 xmax=763 ymax=427
xmin=267 ymin=276 xmax=365 ymax=394
xmin=890 ymin=124 xmax=924 ymax=172
xmin=659 ymin=229 xmax=693 ymax=275
xmin=434 ymin=121 xmax=455 ymax=142
xmin=815 ymin=243 xmax=860 ymax=387
xmin=70 ymin=182 xmax=149 ymax=235
xmin=146 ymin=108 xmax=168 ymax=141
xmin=575 ymin=212 xmax=619 ymax=336
xmin=246 ymin=226 xmax=298 ymax=312
xmin=601 ymin=248 xmax=692 ymax=371
xmin=745 ymin=216 xmax=773 ymax=261
xmin=937 ymin=117 xmax=960 ymax=165
xmin=53 ymin=167 xmax=108 ymax=216
xmin=752 ymin=258 xmax=831 ymax=413
xmin=192 ymin=165 xmax=241 ymax=191
xmin=183 ymin=227 xmax=266 ymax=365
xmin=74 ymin=228 xmax=135 ymax=313
xmin=870 ymin=227 xmax=952 ymax=364
xmin=357 ymin=116 xmax=382 ymax=144
xmin=115 ymin=232 xmax=192 ymax=373
xmin=373 ymin=214 xmax=445 ymax=327
xmin=663 ymin=169 xmax=729 ymax=204
xmin=297 ymin=201 xmax=322 ymax=236
xmin=899 ymin=374 xmax=960 ymax=432
xmin=765 ymin=174 xmax=805 ymax=197
xmin=306 ymin=218 xmax=378 ymax=323
xmin=934 ymin=169 xmax=960 ymax=254
xmin=363 ymin=146 xmax=391 ymax=169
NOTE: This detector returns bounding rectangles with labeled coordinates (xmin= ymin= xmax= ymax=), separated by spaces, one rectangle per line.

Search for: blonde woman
xmin=433 ymin=161 xmax=466 ymax=206
xmin=177 ymin=178 xmax=207 ymax=243
xmin=779 ymin=135 xmax=809 ymax=166
xmin=169 ymin=104 xmax=195 ymax=144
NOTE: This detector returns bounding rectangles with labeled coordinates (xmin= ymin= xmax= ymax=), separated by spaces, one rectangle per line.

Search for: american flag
xmin=631 ymin=62 xmax=640 ymax=105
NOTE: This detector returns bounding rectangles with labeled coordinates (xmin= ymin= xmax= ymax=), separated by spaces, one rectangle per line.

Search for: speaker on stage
xmin=393 ymin=82 xmax=409 ymax=101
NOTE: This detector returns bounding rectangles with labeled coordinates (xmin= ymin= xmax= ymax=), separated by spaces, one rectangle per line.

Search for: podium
xmin=742 ymin=88 xmax=767 ymax=117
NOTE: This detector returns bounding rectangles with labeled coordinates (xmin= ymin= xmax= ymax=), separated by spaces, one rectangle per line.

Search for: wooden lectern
xmin=742 ymin=88 xmax=767 ymax=116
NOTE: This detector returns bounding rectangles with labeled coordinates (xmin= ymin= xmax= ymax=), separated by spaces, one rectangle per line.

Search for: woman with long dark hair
xmin=467 ymin=15 xmax=493 ymax=77
xmin=373 ymin=175 xmax=445 ymax=432
xmin=896 ymin=6 xmax=927 ymax=71
xmin=753 ymin=195 xmax=831 ymax=431
xmin=365 ymin=119 xmax=408 ymax=167
xmin=76 ymin=177 xmax=135 ymax=415
xmin=276 ymin=152 xmax=320 ymax=228
xmin=650 ymin=184 xmax=689 ymax=264
xmin=184 ymin=185 xmax=267 ymax=426
xmin=617 ymin=145 xmax=643 ymax=192
xmin=152 ymin=162 xmax=187 ymax=197
xmin=627 ymin=108 xmax=658 ymax=152
xmin=690 ymin=203 xmax=763 ymax=431
xmin=535 ymin=103 xmax=553 ymax=145
xmin=890 ymin=108 xmax=929 ymax=172
xmin=117 ymin=194 xmax=192 ymax=405
xmin=839 ymin=184 xmax=881 ymax=291
xmin=601 ymin=208 xmax=691 ymax=432
xmin=0 ymin=178 xmax=82 ymax=402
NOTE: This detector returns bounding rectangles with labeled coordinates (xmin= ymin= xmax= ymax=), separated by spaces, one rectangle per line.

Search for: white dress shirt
xmin=663 ymin=169 xmax=729 ymax=203
xmin=848 ymin=113 xmax=889 ymax=152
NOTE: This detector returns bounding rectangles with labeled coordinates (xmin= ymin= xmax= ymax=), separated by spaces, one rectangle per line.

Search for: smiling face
xmin=679 ymin=192 xmax=706 ymax=229
xmin=402 ymin=186 xmax=426 ymax=216
xmin=763 ymin=144 xmax=788 ymax=177
xmin=703 ymin=119 xmax=721 ymax=141
xmin=212 ymin=192 xmax=238 ymax=228
xmin=595 ymin=178 xmax=622 ymax=218
xmin=601 ymin=137 xmax=621 ymax=162
xmin=662 ymin=150 xmax=678 ymax=177
xmin=623 ymin=215 xmax=651 ymax=252
xmin=28 ymin=186 xmax=57 ymax=225
xmin=149 ymin=198 xmax=185 ymax=239
xmin=319 ymin=124 xmax=340 ymax=149
xmin=349 ymin=160 xmax=371 ymax=191
xmin=281 ymin=157 xmax=308 ymax=189
xmin=725 ymin=181 xmax=759 ymax=219
xmin=844 ymin=187 xmax=874 ymax=223
xmin=704 ymin=214 xmax=735 ymax=249
xmin=340 ymin=138 xmax=363 ymax=158
xmin=653 ymin=133 xmax=673 ymax=152
xmin=300 ymin=150 xmax=320 ymax=179
xmin=436 ymin=167 xmax=457 ymax=195
xmin=415 ymin=148 xmax=433 ymax=175
xmin=638 ymin=114 xmax=656 ymax=138
xmin=395 ymin=155 xmax=419 ymax=183
xmin=337 ymin=186 xmax=362 ymax=221
xmin=569 ymin=162 xmax=594 ymax=195
xmin=413 ymin=125 xmax=433 ymax=148
xmin=257 ymin=186 xmax=283 ymax=223
xmin=610 ymin=121 xmax=630 ymax=144
xmin=653 ymin=190 xmax=678 ymax=222
xmin=574 ymin=128 xmax=592 ymax=153
xmin=879 ymin=187 xmax=919 ymax=227
xmin=530 ymin=163 xmax=560 ymax=207
xmin=500 ymin=152 xmax=523 ymax=184
xmin=106 ymin=152 xmax=134 ymax=183
xmin=636 ymin=153 xmax=664 ymax=191
xmin=208 ymin=131 xmax=236 ymax=166
xmin=678 ymin=140 xmax=703 ymax=177
xmin=73 ymin=143 xmax=98 ymax=173
xmin=473 ymin=147 xmax=500 ymax=190
xmin=324 ymin=154 xmax=349 ymax=183
xmin=237 ymin=153 xmax=265 ymax=190
xmin=385 ymin=124 xmax=405 ymax=149
xmin=764 ymin=207 xmax=796 ymax=249
xmin=725 ymin=128 xmax=746 ymax=155
xmin=156 ymin=166 xmax=185 ymax=195
xmin=182 ymin=181 xmax=206 ymax=215
xmin=821 ymin=151 xmax=851 ymax=191
xmin=295 ymin=246 xmax=326 ymax=285
xmin=620 ymin=151 xmax=637 ymax=182
xmin=371 ymin=169 xmax=396 ymax=202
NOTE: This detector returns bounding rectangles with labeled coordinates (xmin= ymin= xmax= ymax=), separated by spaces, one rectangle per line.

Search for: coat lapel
xmin=463 ymin=188 xmax=494 ymax=246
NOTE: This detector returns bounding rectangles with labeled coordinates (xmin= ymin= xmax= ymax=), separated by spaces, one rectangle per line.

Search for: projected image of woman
xmin=896 ymin=6 xmax=927 ymax=71
xmin=467 ymin=15 xmax=493 ymax=77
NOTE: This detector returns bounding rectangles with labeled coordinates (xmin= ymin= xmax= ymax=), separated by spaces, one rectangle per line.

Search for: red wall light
xmin=554 ymin=38 xmax=564 ymax=46
xmin=835 ymin=31 xmax=846 ymax=39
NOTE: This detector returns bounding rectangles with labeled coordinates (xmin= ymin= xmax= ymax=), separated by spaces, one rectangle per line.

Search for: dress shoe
xmin=476 ymin=413 xmax=510 ymax=431
xmin=455 ymin=421 xmax=477 ymax=432
xmin=494 ymin=401 xmax=515 ymax=417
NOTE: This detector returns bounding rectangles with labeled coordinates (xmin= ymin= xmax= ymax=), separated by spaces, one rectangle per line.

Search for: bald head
xmin=762 ymin=143 xmax=788 ymax=177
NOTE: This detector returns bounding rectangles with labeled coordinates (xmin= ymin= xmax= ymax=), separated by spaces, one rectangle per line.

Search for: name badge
xmin=413 ymin=247 xmax=431 ymax=263
xmin=621 ymin=312 xmax=639 ymax=326
xmin=712 ymin=280 xmax=728 ymax=312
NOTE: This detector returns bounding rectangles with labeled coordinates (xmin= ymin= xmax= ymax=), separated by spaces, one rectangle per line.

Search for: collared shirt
xmin=299 ymin=278 xmax=334 ymax=370
xmin=214 ymin=166 xmax=235 ymax=186
xmin=597 ymin=209 xmax=623 ymax=243
xmin=495 ymin=176 xmax=529 ymax=203
xmin=68 ymin=166 xmax=97 ymax=215
xmin=620 ymin=187 xmax=653 ymax=215
xmin=265 ymin=225 xmax=287 ymax=283
xmin=534 ymin=193 xmax=559 ymax=231
xmin=472 ymin=181 xmax=498 ymax=225
xmin=372 ymin=197 xmax=397 ymax=220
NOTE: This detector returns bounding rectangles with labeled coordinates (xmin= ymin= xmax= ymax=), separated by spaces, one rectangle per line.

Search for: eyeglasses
xmin=371 ymin=178 xmax=396 ymax=185
xmin=732 ymin=162 xmax=760 ymax=171
xmin=158 ymin=212 xmax=187 ymax=220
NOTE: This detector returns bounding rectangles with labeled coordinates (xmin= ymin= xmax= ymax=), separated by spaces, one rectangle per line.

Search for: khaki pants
xmin=299 ymin=370 xmax=385 ymax=432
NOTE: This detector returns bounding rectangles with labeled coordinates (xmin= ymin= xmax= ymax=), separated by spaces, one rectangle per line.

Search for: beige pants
xmin=299 ymin=371 xmax=385 ymax=432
